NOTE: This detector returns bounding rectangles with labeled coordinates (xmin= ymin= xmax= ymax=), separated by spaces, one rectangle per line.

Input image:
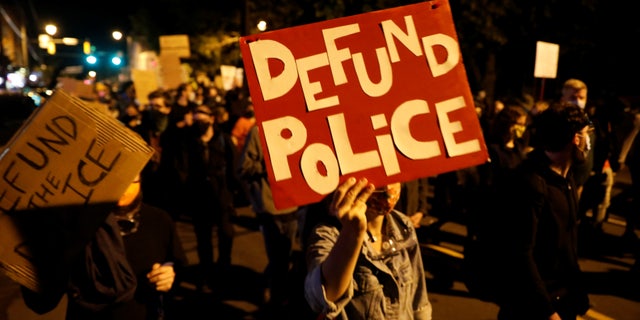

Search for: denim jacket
xmin=304 ymin=210 xmax=432 ymax=320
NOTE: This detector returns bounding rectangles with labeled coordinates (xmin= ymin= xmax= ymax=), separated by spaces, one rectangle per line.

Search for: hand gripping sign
xmin=239 ymin=0 xmax=488 ymax=210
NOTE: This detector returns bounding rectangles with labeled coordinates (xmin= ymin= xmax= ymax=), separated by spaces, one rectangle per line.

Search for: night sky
xmin=27 ymin=0 xmax=133 ymax=49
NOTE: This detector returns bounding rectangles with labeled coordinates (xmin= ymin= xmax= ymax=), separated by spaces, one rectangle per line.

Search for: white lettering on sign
xmin=437 ymin=96 xmax=481 ymax=156
xmin=248 ymin=14 xmax=460 ymax=109
xmin=262 ymin=96 xmax=480 ymax=194
xmin=246 ymin=9 xmax=479 ymax=198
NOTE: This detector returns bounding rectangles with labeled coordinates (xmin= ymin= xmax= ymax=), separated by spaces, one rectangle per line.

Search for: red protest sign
xmin=239 ymin=0 xmax=488 ymax=210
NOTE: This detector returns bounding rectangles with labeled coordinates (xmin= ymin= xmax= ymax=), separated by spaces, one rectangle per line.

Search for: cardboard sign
xmin=56 ymin=77 xmax=96 ymax=101
xmin=239 ymin=0 xmax=488 ymax=209
xmin=159 ymin=53 xmax=187 ymax=90
xmin=0 ymin=90 xmax=154 ymax=292
xmin=132 ymin=68 xmax=161 ymax=105
xmin=159 ymin=34 xmax=191 ymax=58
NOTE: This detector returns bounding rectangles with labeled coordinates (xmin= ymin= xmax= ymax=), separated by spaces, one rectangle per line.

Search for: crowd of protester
xmin=4 ymin=74 xmax=640 ymax=319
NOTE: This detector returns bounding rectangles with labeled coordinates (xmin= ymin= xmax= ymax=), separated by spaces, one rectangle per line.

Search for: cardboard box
xmin=0 ymin=89 xmax=154 ymax=292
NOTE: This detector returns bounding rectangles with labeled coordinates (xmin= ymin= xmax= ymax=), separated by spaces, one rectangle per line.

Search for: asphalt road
xmin=1 ymin=168 xmax=639 ymax=319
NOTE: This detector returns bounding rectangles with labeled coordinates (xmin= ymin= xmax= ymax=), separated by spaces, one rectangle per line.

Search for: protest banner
xmin=239 ymin=0 xmax=488 ymax=209
xmin=0 ymin=90 xmax=154 ymax=292
xmin=159 ymin=52 xmax=188 ymax=90
xmin=132 ymin=68 xmax=161 ymax=105
xmin=159 ymin=34 xmax=191 ymax=58
xmin=534 ymin=41 xmax=559 ymax=79
xmin=533 ymin=40 xmax=560 ymax=100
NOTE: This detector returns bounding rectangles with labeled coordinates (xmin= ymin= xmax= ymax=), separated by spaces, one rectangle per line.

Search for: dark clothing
xmin=624 ymin=124 xmax=640 ymax=235
xmin=137 ymin=108 xmax=170 ymax=208
xmin=256 ymin=210 xmax=299 ymax=304
xmin=493 ymin=149 xmax=589 ymax=319
xmin=116 ymin=204 xmax=186 ymax=320
xmin=183 ymin=125 xmax=238 ymax=278
xmin=156 ymin=102 xmax=196 ymax=216
xmin=463 ymin=141 xmax=527 ymax=301
xmin=237 ymin=125 xmax=300 ymax=306
xmin=572 ymin=129 xmax=596 ymax=188
xmin=472 ymin=140 xmax=528 ymax=235
xmin=23 ymin=205 xmax=186 ymax=320
xmin=168 ymin=102 xmax=197 ymax=131
xmin=481 ymin=141 xmax=528 ymax=188
xmin=395 ymin=178 xmax=430 ymax=217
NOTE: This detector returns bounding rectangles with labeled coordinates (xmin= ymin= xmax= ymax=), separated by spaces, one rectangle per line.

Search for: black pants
xmin=256 ymin=210 xmax=299 ymax=304
xmin=192 ymin=206 xmax=234 ymax=282
xmin=498 ymin=289 xmax=588 ymax=320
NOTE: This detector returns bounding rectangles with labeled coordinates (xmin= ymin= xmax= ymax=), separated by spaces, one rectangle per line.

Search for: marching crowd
xmin=7 ymin=75 xmax=640 ymax=319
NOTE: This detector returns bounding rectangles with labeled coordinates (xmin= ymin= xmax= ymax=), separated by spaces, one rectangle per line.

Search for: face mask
xmin=113 ymin=190 xmax=143 ymax=236
xmin=570 ymin=99 xmax=586 ymax=109
xmin=195 ymin=120 xmax=211 ymax=135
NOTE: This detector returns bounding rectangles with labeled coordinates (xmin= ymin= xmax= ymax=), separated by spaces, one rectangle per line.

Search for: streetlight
xmin=257 ymin=20 xmax=267 ymax=32
xmin=112 ymin=31 xmax=123 ymax=41
xmin=42 ymin=24 xmax=58 ymax=55
xmin=45 ymin=24 xmax=57 ymax=36
xmin=39 ymin=23 xmax=80 ymax=55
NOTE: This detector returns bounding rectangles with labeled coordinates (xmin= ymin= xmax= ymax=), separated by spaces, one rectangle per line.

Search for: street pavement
xmin=1 ymin=168 xmax=639 ymax=319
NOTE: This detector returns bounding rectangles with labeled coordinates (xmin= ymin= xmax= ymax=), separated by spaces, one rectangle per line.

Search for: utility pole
xmin=21 ymin=24 xmax=28 ymax=69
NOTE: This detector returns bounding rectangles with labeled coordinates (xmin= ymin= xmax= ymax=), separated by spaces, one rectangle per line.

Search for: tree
xmin=126 ymin=0 xmax=640 ymax=98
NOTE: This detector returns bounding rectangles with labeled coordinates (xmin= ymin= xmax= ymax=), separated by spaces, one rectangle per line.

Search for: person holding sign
xmin=304 ymin=177 xmax=432 ymax=320
xmin=21 ymin=175 xmax=186 ymax=320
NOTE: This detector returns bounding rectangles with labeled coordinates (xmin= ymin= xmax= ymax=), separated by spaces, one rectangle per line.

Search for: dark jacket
xmin=183 ymin=125 xmax=238 ymax=215
xmin=237 ymin=125 xmax=297 ymax=215
xmin=22 ymin=205 xmax=186 ymax=320
xmin=395 ymin=178 xmax=429 ymax=217
xmin=494 ymin=149 xmax=589 ymax=319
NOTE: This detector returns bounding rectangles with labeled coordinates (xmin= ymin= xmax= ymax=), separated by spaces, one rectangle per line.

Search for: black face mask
xmin=195 ymin=121 xmax=211 ymax=135
xmin=113 ymin=191 xmax=143 ymax=236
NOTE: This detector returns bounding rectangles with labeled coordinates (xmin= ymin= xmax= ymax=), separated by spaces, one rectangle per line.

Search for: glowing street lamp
xmin=257 ymin=20 xmax=267 ymax=32
xmin=112 ymin=30 xmax=123 ymax=41
xmin=45 ymin=24 xmax=57 ymax=36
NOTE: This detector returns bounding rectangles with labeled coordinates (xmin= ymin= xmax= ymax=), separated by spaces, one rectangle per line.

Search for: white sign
xmin=534 ymin=41 xmax=559 ymax=79
xmin=220 ymin=65 xmax=237 ymax=91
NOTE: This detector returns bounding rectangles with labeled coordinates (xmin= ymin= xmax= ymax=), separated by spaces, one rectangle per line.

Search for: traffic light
xmin=83 ymin=40 xmax=92 ymax=54
xmin=111 ymin=56 xmax=122 ymax=66
xmin=111 ymin=51 xmax=124 ymax=66
xmin=47 ymin=42 xmax=56 ymax=55
xmin=85 ymin=54 xmax=97 ymax=65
